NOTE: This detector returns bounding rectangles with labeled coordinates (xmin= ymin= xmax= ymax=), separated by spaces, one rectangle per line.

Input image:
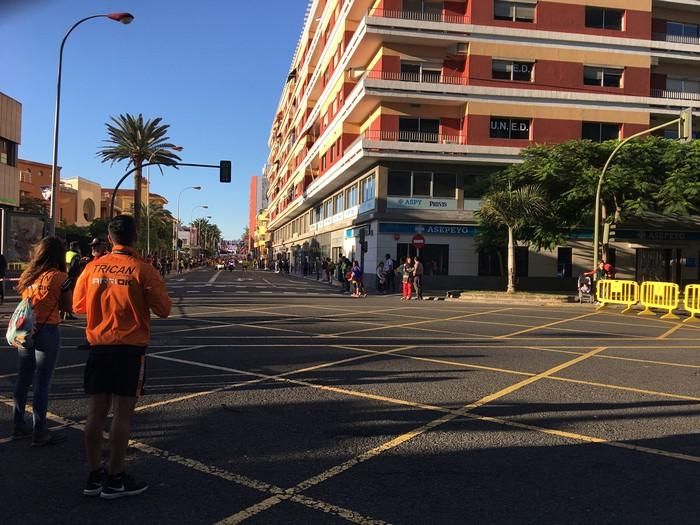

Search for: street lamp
xmin=190 ymin=205 xmax=209 ymax=251
xmin=147 ymin=145 xmax=183 ymax=255
xmin=175 ymin=186 xmax=202 ymax=259
xmin=48 ymin=12 xmax=134 ymax=236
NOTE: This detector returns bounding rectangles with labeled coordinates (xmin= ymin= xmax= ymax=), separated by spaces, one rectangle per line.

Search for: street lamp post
xmin=175 ymin=186 xmax=202 ymax=261
xmin=49 ymin=12 xmax=134 ymax=236
xmin=147 ymin=145 xmax=183 ymax=255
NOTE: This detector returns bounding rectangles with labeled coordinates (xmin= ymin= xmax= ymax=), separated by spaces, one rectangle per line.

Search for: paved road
xmin=1 ymin=268 xmax=699 ymax=524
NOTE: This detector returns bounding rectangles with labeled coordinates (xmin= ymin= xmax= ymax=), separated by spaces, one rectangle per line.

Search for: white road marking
xmin=208 ymin=271 xmax=222 ymax=284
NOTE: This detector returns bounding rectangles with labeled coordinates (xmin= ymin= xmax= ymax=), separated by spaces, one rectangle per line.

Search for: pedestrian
xmin=322 ymin=257 xmax=329 ymax=282
xmin=80 ymin=238 xmax=108 ymax=271
xmin=73 ymin=215 xmax=172 ymax=499
xmin=384 ymin=253 xmax=395 ymax=293
xmin=12 ymin=237 xmax=72 ymax=446
xmin=413 ymin=256 xmax=424 ymax=300
xmin=0 ymin=251 xmax=7 ymax=305
xmin=342 ymin=257 xmax=352 ymax=294
xmin=327 ymin=257 xmax=335 ymax=284
xmin=376 ymin=261 xmax=386 ymax=293
xmin=63 ymin=241 xmax=81 ymax=320
xmin=400 ymin=256 xmax=414 ymax=300
xmin=351 ymin=260 xmax=366 ymax=297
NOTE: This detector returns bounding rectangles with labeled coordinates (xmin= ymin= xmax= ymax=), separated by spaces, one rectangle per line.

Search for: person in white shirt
xmin=384 ymin=254 xmax=395 ymax=293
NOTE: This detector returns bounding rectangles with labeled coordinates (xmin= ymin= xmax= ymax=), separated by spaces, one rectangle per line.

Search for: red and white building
xmin=264 ymin=0 xmax=700 ymax=286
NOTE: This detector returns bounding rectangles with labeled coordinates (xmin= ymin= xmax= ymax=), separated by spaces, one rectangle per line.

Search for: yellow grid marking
xmin=0 ymin=395 xmax=386 ymax=525
xmin=332 ymin=307 xmax=513 ymax=336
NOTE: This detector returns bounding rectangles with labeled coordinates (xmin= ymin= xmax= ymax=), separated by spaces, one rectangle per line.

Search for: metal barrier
xmin=638 ymin=281 xmax=680 ymax=319
xmin=683 ymin=284 xmax=700 ymax=323
xmin=596 ymin=279 xmax=639 ymax=313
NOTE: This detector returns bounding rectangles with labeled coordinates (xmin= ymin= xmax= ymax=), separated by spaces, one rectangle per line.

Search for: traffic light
xmin=679 ymin=108 xmax=693 ymax=142
xmin=220 ymin=160 xmax=232 ymax=183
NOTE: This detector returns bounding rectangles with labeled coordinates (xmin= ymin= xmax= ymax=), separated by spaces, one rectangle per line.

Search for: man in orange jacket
xmin=73 ymin=215 xmax=171 ymax=499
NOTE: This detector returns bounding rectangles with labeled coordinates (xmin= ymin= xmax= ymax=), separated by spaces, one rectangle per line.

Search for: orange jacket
xmin=73 ymin=245 xmax=171 ymax=347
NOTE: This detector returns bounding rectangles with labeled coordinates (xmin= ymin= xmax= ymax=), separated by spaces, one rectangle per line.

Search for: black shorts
xmin=84 ymin=346 xmax=147 ymax=397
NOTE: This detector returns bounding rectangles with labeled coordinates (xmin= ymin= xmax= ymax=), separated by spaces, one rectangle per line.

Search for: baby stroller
xmin=577 ymin=274 xmax=594 ymax=304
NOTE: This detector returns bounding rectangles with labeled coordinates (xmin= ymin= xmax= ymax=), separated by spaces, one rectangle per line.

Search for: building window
xmin=583 ymin=66 xmax=623 ymax=87
xmin=83 ymin=198 xmax=96 ymax=221
xmin=335 ymin=192 xmax=344 ymax=213
xmin=402 ymin=0 xmax=443 ymax=21
xmin=433 ymin=173 xmax=457 ymax=198
xmin=360 ymin=175 xmax=375 ymax=203
xmin=399 ymin=117 xmax=440 ymax=143
xmin=387 ymin=170 xmax=412 ymax=196
xmin=666 ymin=77 xmax=700 ymax=95
xmin=494 ymin=0 xmax=535 ymax=22
xmin=20 ymin=170 xmax=32 ymax=183
xmin=582 ymin=122 xmax=620 ymax=142
xmin=388 ymin=170 xmax=458 ymax=198
xmin=321 ymin=154 xmax=327 ymax=171
xmin=585 ymin=7 xmax=623 ymax=30
xmin=346 ymin=184 xmax=358 ymax=208
xmin=490 ymin=117 xmax=531 ymax=139
xmin=400 ymin=62 xmax=442 ymax=83
xmin=0 ymin=137 xmax=18 ymax=166
xmin=492 ymin=60 xmax=534 ymax=82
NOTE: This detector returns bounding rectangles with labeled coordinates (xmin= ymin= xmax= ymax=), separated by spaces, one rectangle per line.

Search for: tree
xmin=191 ymin=218 xmax=222 ymax=256
xmin=19 ymin=195 xmax=49 ymax=217
xmin=500 ymin=137 xmax=700 ymax=262
xmin=477 ymin=184 xmax=547 ymax=293
xmin=137 ymin=203 xmax=174 ymax=255
xmin=97 ymin=113 xmax=181 ymax=232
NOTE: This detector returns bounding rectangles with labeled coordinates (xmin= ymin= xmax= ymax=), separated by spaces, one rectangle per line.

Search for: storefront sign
xmin=387 ymin=197 xmax=457 ymax=210
xmin=379 ymin=223 xmax=475 ymax=236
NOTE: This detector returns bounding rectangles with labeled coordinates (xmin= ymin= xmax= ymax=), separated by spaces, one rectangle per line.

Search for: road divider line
xmin=136 ymin=345 xmax=416 ymax=413
xmin=332 ymin=307 xmax=513 ymax=337
xmin=207 ymin=271 xmax=222 ymax=284
xmin=215 ymin=345 xmax=700 ymax=523
xmin=657 ymin=323 xmax=684 ymax=340
xmin=496 ymin=312 xmax=600 ymax=339
xmin=0 ymin=394 xmax=385 ymax=525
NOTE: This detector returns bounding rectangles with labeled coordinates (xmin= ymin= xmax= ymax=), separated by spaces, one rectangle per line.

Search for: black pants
xmin=413 ymin=275 xmax=423 ymax=299
xmin=386 ymin=271 xmax=395 ymax=292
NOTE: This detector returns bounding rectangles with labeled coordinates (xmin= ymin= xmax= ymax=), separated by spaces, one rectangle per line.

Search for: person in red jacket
xmin=73 ymin=215 xmax=171 ymax=499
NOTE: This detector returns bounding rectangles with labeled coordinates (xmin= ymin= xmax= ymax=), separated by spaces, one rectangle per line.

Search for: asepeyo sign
xmin=387 ymin=197 xmax=457 ymax=210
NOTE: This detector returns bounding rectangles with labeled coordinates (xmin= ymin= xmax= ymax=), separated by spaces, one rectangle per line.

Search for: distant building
xmin=0 ymin=92 xmax=21 ymax=209
xmin=62 ymin=177 xmax=101 ymax=227
xmin=248 ymin=172 xmax=268 ymax=252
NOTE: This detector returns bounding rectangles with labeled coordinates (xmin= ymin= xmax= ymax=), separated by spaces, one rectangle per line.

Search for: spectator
xmin=413 ymin=256 xmax=424 ymax=300
xmin=376 ymin=261 xmax=386 ymax=293
xmin=63 ymin=241 xmax=81 ymax=320
xmin=12 ymin=237 xmax=72 ymax=446
xmin=73 ymin=215 xmax=171 ymax=499
xmin=384 ymin=254 xmax=395 ymax=293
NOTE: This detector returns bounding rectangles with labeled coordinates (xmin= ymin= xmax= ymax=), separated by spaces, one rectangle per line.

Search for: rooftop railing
xmin=369 ymin=8 xmax=470 ymax=25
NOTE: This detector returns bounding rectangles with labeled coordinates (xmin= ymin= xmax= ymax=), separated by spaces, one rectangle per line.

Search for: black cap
xmin=88 ymin=238 xmax=105 ymax=247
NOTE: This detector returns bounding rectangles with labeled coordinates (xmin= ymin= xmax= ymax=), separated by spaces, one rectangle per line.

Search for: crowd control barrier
xmin=638 ymin=281 xmax=680 ymax=320
xmin=683 ymin=284 xmax=700 ymax=323
xmin=596 ymin=279 xmax=639 ymax=313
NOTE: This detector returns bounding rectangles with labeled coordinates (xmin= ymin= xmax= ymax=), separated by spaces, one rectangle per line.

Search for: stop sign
xmin=412 ymin=234 xmax=425 ymax=249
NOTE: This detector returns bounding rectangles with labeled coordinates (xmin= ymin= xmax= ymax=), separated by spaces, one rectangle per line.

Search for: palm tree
xmin=477 ymin=184 xmax=547 ymax=293
xmin=97 ymin=113 xmax=181 ymax=230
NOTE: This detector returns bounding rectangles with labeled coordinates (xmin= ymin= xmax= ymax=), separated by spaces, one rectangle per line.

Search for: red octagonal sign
xmin=412 ymin=234 xmax=425 ymax=249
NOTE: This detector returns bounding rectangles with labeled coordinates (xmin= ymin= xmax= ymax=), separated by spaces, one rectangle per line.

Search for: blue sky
xmin=1 ymin=0 xmax=308 ymax=240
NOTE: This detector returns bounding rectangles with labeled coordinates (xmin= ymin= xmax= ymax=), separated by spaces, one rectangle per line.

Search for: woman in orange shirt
xmin=12 ymin=237 xmax=72 ymax=446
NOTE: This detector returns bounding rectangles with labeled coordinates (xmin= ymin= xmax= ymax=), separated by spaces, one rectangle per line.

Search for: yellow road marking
xmin=135 ymin=345 xmax=416 ymax=413
xmin=333 ymin=307 xmax=512 ymax=336
xmin=657 ymin=323 xmax=684 ymax=340
xmin=497 ymin=312 xmax=600 ymax=339
xmin=212 ymin=347 xmax=609 ymax=522
xmin=0 ymin=395 xmax=385 ymax=525
xmin=549 ymin=376 xmax=700 ymax=401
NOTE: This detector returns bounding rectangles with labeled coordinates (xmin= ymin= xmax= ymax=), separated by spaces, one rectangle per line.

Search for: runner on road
xmin=73 ymin=215 xmax=172 ymax=500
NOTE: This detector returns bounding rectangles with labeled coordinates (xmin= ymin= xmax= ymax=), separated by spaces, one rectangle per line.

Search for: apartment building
xmin=0 ymin=93 xmax=21 ymax=209
xmin=17 ymin=159 xmax=78 ymax=225
xmin=248 ymin=174 xmax=269 ymax=253
xmin=264 ymin=0 xmax=700 ymax=286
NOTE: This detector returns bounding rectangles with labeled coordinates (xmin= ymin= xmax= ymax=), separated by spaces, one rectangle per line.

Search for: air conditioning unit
xmin=447 ymin=43 xmax=468 ymax=56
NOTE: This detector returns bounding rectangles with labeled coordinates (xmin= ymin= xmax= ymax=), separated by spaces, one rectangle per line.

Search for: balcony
xmin=651 ymin=88 xmax=700 ymax=101
xmin=365 ymin=70 xmax=468 ymax=86
xmin=363 ymin=130 xmax=467 ymax=145
xmin=369 ymin=8 xmax=469 ymax=25
xmin=652 ymin=32 xmax=700 ymax=45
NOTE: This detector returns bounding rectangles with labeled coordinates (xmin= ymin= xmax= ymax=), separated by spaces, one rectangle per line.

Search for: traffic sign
xmin=412 ymin=234 xmax=425 ymax=248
